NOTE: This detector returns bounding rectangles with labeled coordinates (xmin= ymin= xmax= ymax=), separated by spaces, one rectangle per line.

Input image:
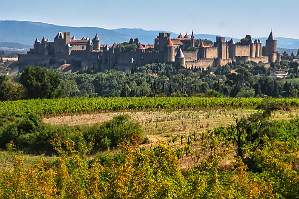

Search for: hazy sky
xmin=0 ymin=0 xmax=298 ymax=38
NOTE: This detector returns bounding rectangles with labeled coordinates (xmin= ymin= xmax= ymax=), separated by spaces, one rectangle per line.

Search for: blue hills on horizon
xmin=0 ymin=20 xmax=298 ymax=51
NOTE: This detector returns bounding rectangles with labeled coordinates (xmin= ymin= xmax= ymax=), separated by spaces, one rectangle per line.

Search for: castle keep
xmin=18 ymin=31 xmax=280 ymax=71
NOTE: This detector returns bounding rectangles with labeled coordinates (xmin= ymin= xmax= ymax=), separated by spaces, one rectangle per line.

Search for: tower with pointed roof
xmin=265 ymin=31 xmax=277 ymax=55
xmin=175 ymin=47 xmax=185 ymax=67
xmin=191 ymin=31 xmax=195 ymax=48
xmin=250 ymin=39 xmax=256 ymax=58
xmin=34 ymin=38 xmax=40 ymax=49
xmin=265 ymin=31 xmax=278 ymax=62
xmin=92 ymin=34 xmax=100 ymax=51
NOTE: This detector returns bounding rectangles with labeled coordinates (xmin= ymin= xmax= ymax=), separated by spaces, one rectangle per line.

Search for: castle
xmin=18 ymin=31 xmax=280 ymax=71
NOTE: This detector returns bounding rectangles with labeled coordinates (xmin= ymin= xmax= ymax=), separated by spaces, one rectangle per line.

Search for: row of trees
xmin=0 ymin=61 xmax=299 ymax=100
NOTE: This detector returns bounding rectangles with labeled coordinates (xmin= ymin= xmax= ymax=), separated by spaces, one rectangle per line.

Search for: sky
xmin=0 ymin=0 xmax=298 ymax=39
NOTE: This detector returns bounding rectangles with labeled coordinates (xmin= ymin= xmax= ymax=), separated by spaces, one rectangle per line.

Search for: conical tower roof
xmin=268 ymin=31 xmax=274 ymax=40
xmin=41 ymin=37 xmax=47 ymax=43
xmin=93 ymin=34 xmax=100 ymax=41
xmin=176 ymin=48 xmax=185 ymax=58
xmin=191 ymin=30 xmax=194 ymax=38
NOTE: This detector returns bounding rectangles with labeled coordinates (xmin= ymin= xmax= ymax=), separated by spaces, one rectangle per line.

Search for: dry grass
xmin=43 ymin=109 xmax=258 ymax=143
xmin=43 ymin=108 xmax=299 ymax=145
xmin=271 ymin=108 xmax=299 ymax=121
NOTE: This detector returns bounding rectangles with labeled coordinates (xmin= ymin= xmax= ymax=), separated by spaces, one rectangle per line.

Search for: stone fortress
xmin=18 ymin=31 xmax=280 ymax=71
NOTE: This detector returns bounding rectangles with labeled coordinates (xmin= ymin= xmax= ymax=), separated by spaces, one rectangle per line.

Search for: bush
xmin=19 ymin=66 xmax=60 ymax=99
xmin=87 ymin=115 xmax=144 ymax=151
xmin=0 ymin=114 xmax=144 ymax=155
xmin=0 ymin=113 xmax=44 ymax=152
xmin=0 ymin=76 xmax=25 ymax=100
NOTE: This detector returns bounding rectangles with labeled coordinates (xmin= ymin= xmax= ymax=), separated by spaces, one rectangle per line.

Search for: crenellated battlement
xmin=18 ymin=31 xmax=280 ymax=71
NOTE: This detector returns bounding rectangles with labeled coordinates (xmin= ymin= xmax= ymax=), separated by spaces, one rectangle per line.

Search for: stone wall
xmin=185 ymin=59 xmax=215 ymax=69
xmin=183 ymin=51 xmax=197 ymax=61
xmin=71 ymin=45 xmax=88 ymax=51
xmin=18 ymin=54 xmax=51 ymax=66
xmin=235 ymin=45 xmax=250 ymax=57
xmin=205 ymin=47 xmax=218 ymax=59
xmin=216 ymin=58 xmax=232 ymax=66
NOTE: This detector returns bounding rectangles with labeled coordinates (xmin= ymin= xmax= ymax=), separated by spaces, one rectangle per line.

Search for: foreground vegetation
xmin=0 ymin=110 xmax=298 ymax=198
xmin=1 ymin=97 xmax=299 ymax=117
xmin=0 ymin=97 xmax=298 ymax=198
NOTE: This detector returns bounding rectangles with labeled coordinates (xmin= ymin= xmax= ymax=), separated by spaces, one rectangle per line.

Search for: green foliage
xmin=19 ymin=66 xmax=60 ymax=98
xmin=0 ymin=76 xmax=25 ymax=100
xmin=236 ymin=87 xmax=256 ymax=97
xmin=118 ymin=42 xmax=138 ymax=52
xmin=1 ymin=62 xmax=299 ymax=99
xmin=0 ymin=109 xmax=298 ymax=197
xmin=213 ymin=114 xmax=299 ymax=198
xmin=0 ymin=114 xmax=144 ymax=155
xmin=86 ymin=115 xmax=144 ymax=151
xmin=0 ymin=113 xmax=46 ymax=153
xmin=0 ymin=97 xmax=298 ymax=118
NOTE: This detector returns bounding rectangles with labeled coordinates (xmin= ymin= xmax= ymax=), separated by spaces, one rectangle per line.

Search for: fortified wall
xmin=18 ymin=31 xmax=281 ymax=71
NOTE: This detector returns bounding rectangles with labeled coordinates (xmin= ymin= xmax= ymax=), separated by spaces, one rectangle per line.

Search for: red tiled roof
xmin=171 ymin=39 xmax=183 ymax=46
xmin=167 ymin=39 xmax=173 ymax=46
xmin=69 ymin=40 xmax=89 ymax=45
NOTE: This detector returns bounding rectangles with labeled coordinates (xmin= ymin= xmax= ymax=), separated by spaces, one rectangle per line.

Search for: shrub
xmin=0 ymin=114 xmax=144 ymax=155
xmin=87 ymin=115 xmax=144 ymax=151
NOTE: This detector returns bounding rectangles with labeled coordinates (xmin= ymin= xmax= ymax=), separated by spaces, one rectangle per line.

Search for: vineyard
xmin=1 ymin=97 xmax=299 ymax=116
xmin=0 ymin=97 xmax=298 ymax=198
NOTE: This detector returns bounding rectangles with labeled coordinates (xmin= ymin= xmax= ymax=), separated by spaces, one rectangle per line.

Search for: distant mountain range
xmin=0 ymin=20 xmax=299 ymax=51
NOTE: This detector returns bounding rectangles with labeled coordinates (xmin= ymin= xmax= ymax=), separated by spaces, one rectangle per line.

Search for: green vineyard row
xmin=1 ymin=97 xmax=299 ymax=116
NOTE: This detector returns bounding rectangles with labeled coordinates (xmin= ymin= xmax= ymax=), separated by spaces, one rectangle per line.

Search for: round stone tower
xmin=266 ymin=31 xmax=277 ymax=55
xmin=175 ymin=48 xmax=185 ymax=67
xmin=167 ymin=39 xmax=175 ymax=62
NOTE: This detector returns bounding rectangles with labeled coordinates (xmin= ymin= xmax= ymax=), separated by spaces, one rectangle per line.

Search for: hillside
xmin=0 ymin=20 xmax=299 ymax=50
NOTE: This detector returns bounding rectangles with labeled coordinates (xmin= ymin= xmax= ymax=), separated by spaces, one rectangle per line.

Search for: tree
xmin=19 ymin=66 xmax=60 ymax=99
xmin=0 ymin=76 xmax=25 ymax=100
xmin=236 ymin=87 xmax=255 ymax=98
xmin=55 ymin=79 xmax=80 ymax=97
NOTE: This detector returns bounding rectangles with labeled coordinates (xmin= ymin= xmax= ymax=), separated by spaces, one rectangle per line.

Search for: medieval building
xmin=18 ymin=31 xmax=280 ymax=71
